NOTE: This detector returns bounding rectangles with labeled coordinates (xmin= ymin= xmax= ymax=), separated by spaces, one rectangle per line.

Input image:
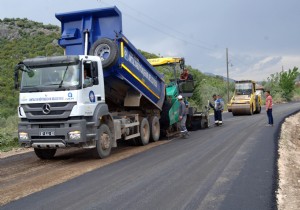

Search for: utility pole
xmin=226 ymin=48 xmax=229 ymax=102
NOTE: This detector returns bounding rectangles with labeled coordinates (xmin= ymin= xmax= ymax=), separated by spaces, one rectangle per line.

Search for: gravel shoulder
xmin=277 ymin=112 xmax=300 ymax=210
xmin=0 ymin=140 xmax=169 ymax=206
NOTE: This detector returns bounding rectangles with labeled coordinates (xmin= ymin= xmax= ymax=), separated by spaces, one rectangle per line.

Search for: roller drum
xmin=231 ymin=104 xmax=252 ymax=115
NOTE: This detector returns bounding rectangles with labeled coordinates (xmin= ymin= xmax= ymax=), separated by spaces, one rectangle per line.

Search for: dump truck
xmin=147 ymin=57 xmax=210 ymax=131
xmin=14 ymin=7 xmax=180 ymax=159
xmin=227 ymin=80 xmax=262 ymax=115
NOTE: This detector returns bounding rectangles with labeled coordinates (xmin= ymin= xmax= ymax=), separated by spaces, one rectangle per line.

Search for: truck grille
xmin=21 ymin=102 xmax=76 ymax=119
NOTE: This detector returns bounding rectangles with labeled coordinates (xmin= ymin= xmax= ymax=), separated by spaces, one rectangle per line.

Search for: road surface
xmin=1 ymin=102 xmax=300 ymax=210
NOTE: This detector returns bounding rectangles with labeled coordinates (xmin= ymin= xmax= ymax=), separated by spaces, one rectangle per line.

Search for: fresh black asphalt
xmin=2 ymin=102 xmax=300 ymax=210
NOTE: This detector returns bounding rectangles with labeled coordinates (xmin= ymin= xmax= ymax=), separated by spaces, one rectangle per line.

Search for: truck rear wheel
xmin=89 ymin=38 xmax=118 ymax=69
xmin=34 ymin=148 xmax=56 ymax=159
xmin=138 ymin=118 xmax=150 ymax=146
xmin=150 ymin=116 xmax=160 ymax=142
xmin=93 ymin=124 xmax=112 ymax=159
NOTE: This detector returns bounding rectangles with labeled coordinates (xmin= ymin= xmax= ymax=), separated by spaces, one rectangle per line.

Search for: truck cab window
xmin=83 ymin=64 xmax=93 ymax=87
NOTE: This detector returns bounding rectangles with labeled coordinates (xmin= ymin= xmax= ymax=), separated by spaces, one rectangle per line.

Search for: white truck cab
xmin=16 ymin=55 xmax=113 ymax=158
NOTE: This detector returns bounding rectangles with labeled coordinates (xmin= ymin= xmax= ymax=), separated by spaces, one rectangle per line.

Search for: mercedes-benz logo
xmin=42 ymin=104 xmax=51 ymax=115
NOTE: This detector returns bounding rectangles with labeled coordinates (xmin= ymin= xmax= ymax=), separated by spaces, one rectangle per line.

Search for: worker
xmin=265 ymin=90 xmax=274 ymax=126
xmin=209 ymin=94 xmax=218 ymax=126
xmin=180 ymin=69 xmax=189 ymax=80
xmin=178 ymin=95 xmax=189 ymax=137
xmin=83 ymin=68 xmax=93 ymax=87
xmin=215 ymin=94 xmax=224 ymax=126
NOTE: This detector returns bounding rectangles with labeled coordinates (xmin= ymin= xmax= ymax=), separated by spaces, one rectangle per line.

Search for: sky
xmin=0 ymin=0 xmax=299 ymax=81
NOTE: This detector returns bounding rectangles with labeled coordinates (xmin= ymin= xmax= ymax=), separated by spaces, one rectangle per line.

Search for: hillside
xmin=0 ymin=18 xmax=60 ymax=40
xmin=0 ymin=18 xmax=63 ymax=118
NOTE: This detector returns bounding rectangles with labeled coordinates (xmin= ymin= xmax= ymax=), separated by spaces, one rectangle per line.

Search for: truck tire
xmin=138 ymin=118 xmax=150 ymax=146
xmin=89 ymin=38 xmax=118 ymax=69
xmin=160 ymin=101 xmax=172 ymax=130
xmin=34 ymin=148 xmax=56 ymax=159
xmin=149 ymin=116 xmax=160 ymax=142
xmin=93 ymin=124 xmax=112 ymax=159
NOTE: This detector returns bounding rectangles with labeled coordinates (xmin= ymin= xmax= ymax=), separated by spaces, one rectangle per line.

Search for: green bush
xmin=264 ymin=67 xmax=299 ymax=102
xmin=0 ymin=115 xmax=19 ymax=151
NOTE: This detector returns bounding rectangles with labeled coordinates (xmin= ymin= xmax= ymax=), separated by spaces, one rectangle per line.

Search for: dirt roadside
xmin=277 ymin=112 xmax=300 ymax=210
xmin=0 ymin=140 xmax=170 ymax=206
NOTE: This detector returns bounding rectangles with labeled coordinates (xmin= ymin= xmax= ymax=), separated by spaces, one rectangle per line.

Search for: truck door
xmin=81 ymin=61 xmax=104 ymax=106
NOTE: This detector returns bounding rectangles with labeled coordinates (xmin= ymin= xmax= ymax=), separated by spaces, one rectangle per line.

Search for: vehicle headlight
xmin=68 ymin=131 xmax=81 ymax=140
xmin=19 ymin=132 xmax=29 ymax=140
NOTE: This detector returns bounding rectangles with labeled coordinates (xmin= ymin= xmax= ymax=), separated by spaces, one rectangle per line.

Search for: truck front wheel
xmin=94 ymin=124 xmax=112 ymax=159
xmin=34 ymin=148 xmax=56 ymax=159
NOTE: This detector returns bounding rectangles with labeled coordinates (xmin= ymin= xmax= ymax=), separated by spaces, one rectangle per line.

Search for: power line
xmin=99 ymin=0 xmax=217 ymax=51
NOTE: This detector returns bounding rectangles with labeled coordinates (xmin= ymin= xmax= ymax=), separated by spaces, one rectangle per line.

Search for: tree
xmin=279 ymin=67 xmax=299 ymax=101
xmin=264 ymin=67 xmax=299 ymax=102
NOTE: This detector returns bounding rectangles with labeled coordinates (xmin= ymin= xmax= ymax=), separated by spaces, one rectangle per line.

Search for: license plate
xmin=40 ymin=131 xmax=55 ymax=136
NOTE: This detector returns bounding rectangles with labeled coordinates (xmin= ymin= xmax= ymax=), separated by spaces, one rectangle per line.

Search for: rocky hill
xmin=0 ymin=18 xmax=60 ymax=40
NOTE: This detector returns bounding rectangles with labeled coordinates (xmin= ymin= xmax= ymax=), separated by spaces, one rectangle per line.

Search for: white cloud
xmin=229 ymin=55 xmax=300 ymax=81
xmin=253 ymin=56 xmax=282 ymax=71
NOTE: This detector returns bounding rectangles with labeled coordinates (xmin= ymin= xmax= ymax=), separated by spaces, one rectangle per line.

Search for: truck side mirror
xmin=14 ymin=65 xmax=20 ymax=90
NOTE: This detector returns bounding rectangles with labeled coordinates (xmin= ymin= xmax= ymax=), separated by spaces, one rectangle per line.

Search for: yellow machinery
xmin=147 ymin=57 xmax=210 ymax=131
xmin=147 ymin=57 xmax=185 ymax=67
xmin=227 ymin=80 xmax=262 ymax=115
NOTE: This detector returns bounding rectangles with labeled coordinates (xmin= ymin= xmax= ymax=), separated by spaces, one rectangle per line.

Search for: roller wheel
xmin=257 ymin=105 xmax=261 ymax=114
xmin=137 ymin=118 xmax=150 ymax=146
xmin=149 ymin=116 xmax=160 ymax=142
xmin=34 ymin=148 xmax=56 ymax=159
xmin=255 ymin=102 xmax=261 ymax=114
xmin=89 ymin=38 xmax=118 ymax=69
xmin=93 ymin=124 xmax=112 ymax=159
xmin=249 ymin=106 xmax=253 ymax=115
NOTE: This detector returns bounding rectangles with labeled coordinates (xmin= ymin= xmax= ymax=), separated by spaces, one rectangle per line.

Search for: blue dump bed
xmin=55 ymin=7 xmax=165 ymax=110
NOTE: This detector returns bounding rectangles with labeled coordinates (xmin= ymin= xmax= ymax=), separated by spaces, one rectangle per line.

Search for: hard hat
xmin=177 ymin=95 xmax=183 ymax=100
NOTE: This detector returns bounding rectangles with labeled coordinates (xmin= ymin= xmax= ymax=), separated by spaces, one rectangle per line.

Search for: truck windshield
xmin=20 ymin=64 xmax=81 ymax=92
xmin=235 ymin=83 xmax=252 ymax=95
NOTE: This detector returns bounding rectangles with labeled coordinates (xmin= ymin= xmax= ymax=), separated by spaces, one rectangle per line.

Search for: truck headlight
xmin=68 ymin=131 xmax=81 ymax=140
xmin=19 ymin=132 xmax=29 ymax=140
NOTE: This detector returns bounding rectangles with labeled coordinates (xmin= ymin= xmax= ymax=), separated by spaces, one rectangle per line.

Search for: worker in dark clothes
xmin=209 ymin=94 xmax=218 ymax=126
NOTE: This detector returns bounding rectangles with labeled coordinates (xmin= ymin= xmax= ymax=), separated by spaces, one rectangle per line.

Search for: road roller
xmin=227 ymin=80 xmax=262 ymax=115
